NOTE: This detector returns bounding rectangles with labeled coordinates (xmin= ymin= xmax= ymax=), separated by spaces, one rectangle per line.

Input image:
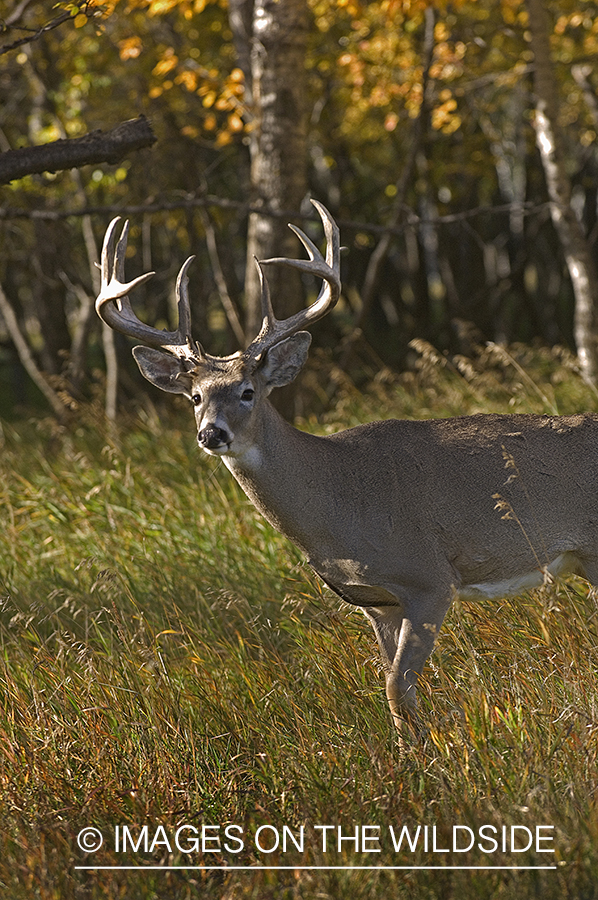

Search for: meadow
xmin=1 ymin=341 xmax=598 ymax=899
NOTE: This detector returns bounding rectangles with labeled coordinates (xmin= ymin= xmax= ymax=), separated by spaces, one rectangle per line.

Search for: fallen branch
xmin=0 ymin=116 xmax=156 ymax=184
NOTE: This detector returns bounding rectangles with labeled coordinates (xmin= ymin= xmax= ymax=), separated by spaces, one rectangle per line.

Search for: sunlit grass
xmin=2 ymin=344 xmax=598 ymax=897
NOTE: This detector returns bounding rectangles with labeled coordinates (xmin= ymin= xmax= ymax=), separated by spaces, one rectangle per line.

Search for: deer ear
xmin=259 ymin=332 xmax=311 ymax=389
xmin=132 ymin=346 xmax=193 ymax=396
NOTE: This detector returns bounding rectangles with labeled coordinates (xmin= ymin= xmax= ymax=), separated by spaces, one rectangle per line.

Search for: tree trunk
xmin=0 ymin=280 xmax=69 ymax=420
xmin=235 ymin=0 xmax=309 ymax=336
xmin=228 ymin=0 xmax=254 ymax=95
xmin=525 ymin=0 xmax=598 ymax=383
xmin=229 ymin=0 xmax=309 ymax=417
xmin=32 ymin=219 xmax=71 ymax=376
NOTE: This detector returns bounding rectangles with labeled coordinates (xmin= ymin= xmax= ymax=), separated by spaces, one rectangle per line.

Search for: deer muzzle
xmin=198 ymin=424 xmax=231 ymax=452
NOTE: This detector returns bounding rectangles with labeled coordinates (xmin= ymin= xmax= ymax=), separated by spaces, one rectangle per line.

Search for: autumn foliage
xmin=1 ymin=0 xmax=598 ymax=412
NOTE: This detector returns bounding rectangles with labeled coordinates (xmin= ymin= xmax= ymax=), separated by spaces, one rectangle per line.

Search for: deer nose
xmin=198 ymin=424 xmax=230 ymax=450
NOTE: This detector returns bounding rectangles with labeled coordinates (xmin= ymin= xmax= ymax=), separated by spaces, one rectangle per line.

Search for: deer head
xmin=96 ymin=201 xmax=341 ymax=457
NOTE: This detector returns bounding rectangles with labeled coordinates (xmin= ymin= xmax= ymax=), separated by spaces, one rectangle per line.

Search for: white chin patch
xmin=203 ymin=445 xmax=229 ymax=457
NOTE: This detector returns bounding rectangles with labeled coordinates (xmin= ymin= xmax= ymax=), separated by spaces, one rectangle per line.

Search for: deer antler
xmin=96 ymin=201 xmax=340 ymax=362
xmin=95 ymin=217 xmax=201 ymax=359
xmin=246 ymin=199 xmax=341 ymax=360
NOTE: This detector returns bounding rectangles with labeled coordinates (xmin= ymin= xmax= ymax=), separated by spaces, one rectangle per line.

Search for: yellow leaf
xmin=119 ymin=36 xmax=142 ymax=61
xmin=176 ymin=70 xmax=198 ymax=92
xmin=153 ymin=55 xmax=178 ymax=77
xmin=384 ymin=112 xmax=399 ymax=132
xmin=228 ymin=113 xmax=244 ymax=132
xmin=74 ymin=13 xmax=87 ymax=28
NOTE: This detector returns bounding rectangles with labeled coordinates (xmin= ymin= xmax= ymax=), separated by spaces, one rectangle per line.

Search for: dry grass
xmin=1 ymin=344 xmax=598 ymax=898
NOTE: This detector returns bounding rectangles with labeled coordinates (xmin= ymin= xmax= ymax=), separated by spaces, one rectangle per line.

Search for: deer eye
xmin=192 ymin=393 xmax=202 ymax=406
xmin=241 ymin=388 xmax=255 ymax=402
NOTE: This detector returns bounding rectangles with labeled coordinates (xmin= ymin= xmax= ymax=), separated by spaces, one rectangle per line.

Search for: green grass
xmin=2 ymin=344 xmax=598 ymax=898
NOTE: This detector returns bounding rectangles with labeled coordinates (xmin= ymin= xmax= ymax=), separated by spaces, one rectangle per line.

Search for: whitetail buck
xmin=96 ymin=201 xmax=598 ymax=734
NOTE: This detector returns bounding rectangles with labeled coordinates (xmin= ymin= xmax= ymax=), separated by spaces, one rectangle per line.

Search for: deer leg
xmin=366 ymin=599 xmax=450 ymax=733
xmin=363 ymin=606 xmax=404 ymax=671
xmin=386 ymin=616 xmax=438 ymax=728
xmin=363 ymin=605 xmax=421 ymax=732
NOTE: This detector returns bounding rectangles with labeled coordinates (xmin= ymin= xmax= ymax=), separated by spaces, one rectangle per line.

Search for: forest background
xmin=2 ymin=0 xmax=598 ymax=421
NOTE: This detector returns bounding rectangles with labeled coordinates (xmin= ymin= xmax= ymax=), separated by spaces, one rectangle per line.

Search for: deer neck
xmin=222 ymin=400 xmax=324 ymax=551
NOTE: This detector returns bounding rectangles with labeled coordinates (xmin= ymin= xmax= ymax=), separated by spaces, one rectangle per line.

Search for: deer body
xmin=217 ymin=402 xmax=598 ymax=724
xmin=224 ymin=408 xmax=598 ymax=605
xmin=96 ymin=203 xmax=598 ymax=732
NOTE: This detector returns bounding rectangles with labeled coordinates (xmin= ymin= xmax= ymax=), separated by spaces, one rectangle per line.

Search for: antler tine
xmin=96 ymin=217 xmax=201 ymax=359
xmin=260 ymin=200 xmax=340 ymax=287
xmin=247 ymin=200 xmax=341 ymax=357
xmin=251 ymin=256 xmax=277 ymax=343
xmin=175 ymin=255 xmax=192 ymax=334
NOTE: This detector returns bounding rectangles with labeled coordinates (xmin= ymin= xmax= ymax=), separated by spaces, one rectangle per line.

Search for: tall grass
xmin=1 ymin=344 xmax=598 ymax=898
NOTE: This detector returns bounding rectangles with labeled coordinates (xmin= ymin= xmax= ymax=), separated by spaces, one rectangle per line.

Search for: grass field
xmin=2 ymin=343 xmax=598 ymax=898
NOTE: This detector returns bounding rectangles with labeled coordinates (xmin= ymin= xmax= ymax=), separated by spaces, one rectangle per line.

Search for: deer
xmin=96 ymin=200 xmax=598 ymax=736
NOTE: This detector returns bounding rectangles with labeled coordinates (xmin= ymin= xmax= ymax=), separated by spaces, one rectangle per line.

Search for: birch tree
xmin=230 ymin=0 xmax=310 ymax=339
xmin=525 ymin=0 xmax=598 ymax=384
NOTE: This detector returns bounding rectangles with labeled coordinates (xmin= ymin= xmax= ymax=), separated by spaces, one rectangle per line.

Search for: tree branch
xmin=0 ymin=7 xmax=74 ymax=57
xmin=4 ymin=0 xmax=36 ymax=28
xmin=0 ymin=192 xmax=552 ymax=234
xmin=0 ymin=116 xmax=156 ymax=184
xmin=200 ymin=207 xmax=246 ymax=347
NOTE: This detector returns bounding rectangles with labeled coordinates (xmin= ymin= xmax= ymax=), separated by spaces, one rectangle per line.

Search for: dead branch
xmin=0 ymin=116 xmax=156 ymax=184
